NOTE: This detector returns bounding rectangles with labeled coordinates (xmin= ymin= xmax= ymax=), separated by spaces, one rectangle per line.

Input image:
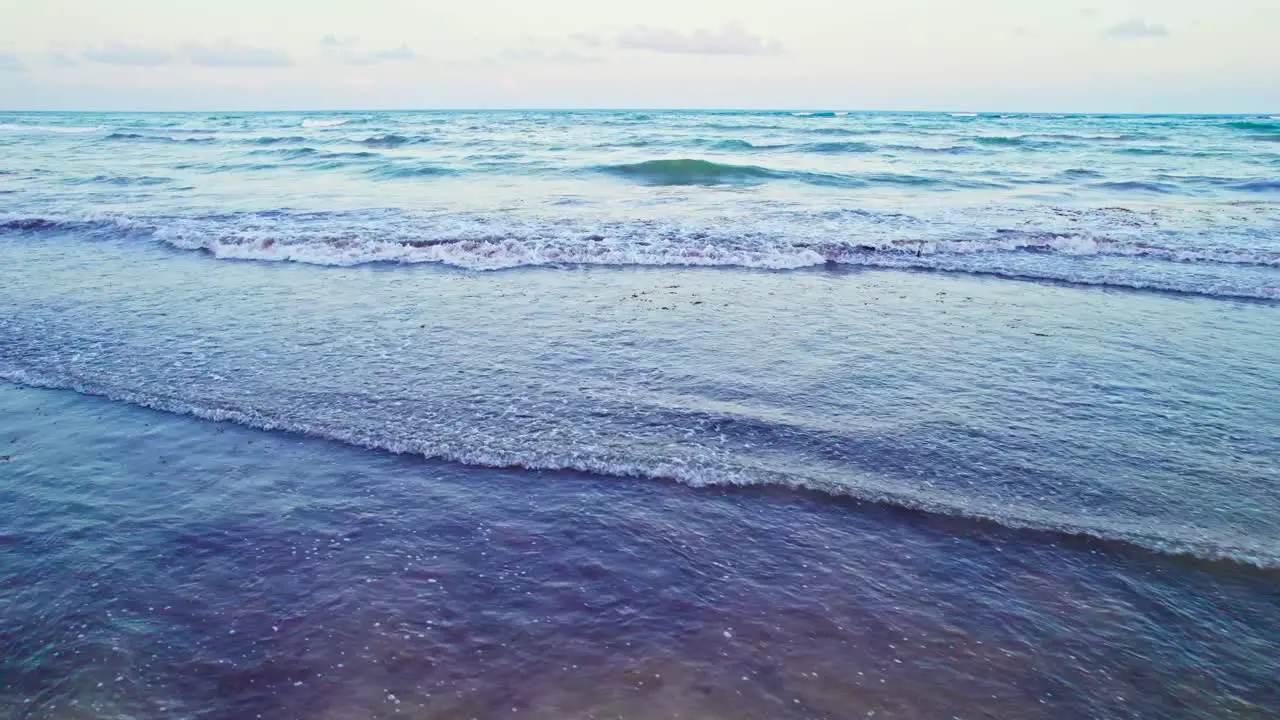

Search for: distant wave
xmin=62 ymin=175 xmax=176 ymax=187
xmin=883 ymin=144 xmax=976 ymax=155
xmin=247 ymin=147 xmax=319 ymax=160
xmin=601 ymin=159 xmax=780 ymax=185
xmin=1226 ymin=120 xmax=1280 ymax=132
xmin=805 ymin=127 xmax=883 ymax=136
xmin=247 ymin=135 xmax=309 ymax=145
xmin=0 ymin=123 xmax=102 ymax=134
xmin=1114 ymin=147 xmax=1173 ymax=156
xmin=597 ymin=159 xmax=979 ymax=189
xmin=798 ymin=141 xmax=875 ymax=154
xmin=974 ymin=136 xmax=1027 ymax=146
xmin=1092 ymin=181 xmax=1179 ymax=194
xmin=360 ymin=134 xmax=431 ymax=148
xmin=104 ymin=132 xmax=216 ymax=144
xmin=301 ymin=118 xmax=349 ymax=128
xmin=365 ymin=163 xmax=457 ymax=179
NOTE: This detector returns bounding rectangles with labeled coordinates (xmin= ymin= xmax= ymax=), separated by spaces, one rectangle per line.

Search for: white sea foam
xmin=138 ymin=214 xmax=1280 ymax=300
xmin=2 ymin=364 xmax=1275 ymax=569
xmin=0 ymin=123 xmax=103 ymax=134
xmin=301 ymin=118 xmax=350 ymax=128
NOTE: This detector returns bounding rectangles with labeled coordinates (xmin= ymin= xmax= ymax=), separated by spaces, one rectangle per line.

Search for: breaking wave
xmin=4 ymin=365 xmax=1271 ymax=569
xmin=5 ymin=209 xmax=1275 ymax=300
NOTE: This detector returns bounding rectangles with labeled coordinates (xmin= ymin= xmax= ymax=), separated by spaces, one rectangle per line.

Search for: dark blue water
xmin=1 ymin=111 xmax=1279 ymax=718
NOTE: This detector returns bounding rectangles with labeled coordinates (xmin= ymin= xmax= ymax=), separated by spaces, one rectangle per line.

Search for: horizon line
xmin=0 ymin=107 xmax=1275 ymax=116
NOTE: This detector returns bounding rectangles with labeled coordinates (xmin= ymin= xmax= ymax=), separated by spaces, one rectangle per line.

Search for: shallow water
xmin=2 ymin=110 xmax=1279 ymax=718
xmin=2 ymin=384 xmax=1278 ymax=720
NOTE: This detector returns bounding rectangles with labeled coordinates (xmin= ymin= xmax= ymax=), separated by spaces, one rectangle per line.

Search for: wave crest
xmin=602 ymin=159 xmax=779 ymax=185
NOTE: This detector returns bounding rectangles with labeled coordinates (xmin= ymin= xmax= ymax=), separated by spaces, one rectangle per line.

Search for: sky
xmin=0 ymin=0 xmax=1277 ymax=112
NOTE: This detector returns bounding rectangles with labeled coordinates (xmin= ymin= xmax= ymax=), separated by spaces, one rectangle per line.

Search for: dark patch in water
xmin=602 ymin=159 xmax=779 ymax=185
xmin=361 ymin=134 xmax=428 ymax=148
xmin=799 ymin=142 xmax=875 ymax=154
xmin=1091 ymin=181 xmax=1178 ymax=194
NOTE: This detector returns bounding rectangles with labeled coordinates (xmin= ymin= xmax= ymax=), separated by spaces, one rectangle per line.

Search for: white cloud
xmin=492 ymin=49 xmax=602 ymax=65
xmin=83 ymin=42 xmax=174 ymax=66
xmin=569 ymin=33 xmax=603 ymax=48
xmin=319 ymin=36 xmax=420 ymax=65
xmin=616 ymin=23 xmax=783 ymax=56
xmin=372 ymin=44 xmax=418 ymax=61
xmin=1104 ymin=18 xmax=1170 ymax=39
xmin=48 ymin=52 xmax=79 ymax=68
xmin=184 ymin=40 xmax=292 ymax=67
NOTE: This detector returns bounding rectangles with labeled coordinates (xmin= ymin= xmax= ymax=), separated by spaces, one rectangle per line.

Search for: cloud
xmin=616 ymin=23 xmax=783 ymax=56
xmin=372 ymin=44 xmax=418 ymax=61
xmin=319 ymin=36 xmax=420 ymax=64
xmin=569 ymin=32 xmax=603 ymax=48
xmin=184 ymin=40 xmax=292 ymax=67
xmin=492 ymin=49 xmax=602 ymax=65
xmin=83 ymin=42 xmax=174 ymax=66
xmin=1104 ymin=18 xmax=1170 ymax=39
xmin=0 ymin=53 xmax=23 ymax=71
xmin=48 ymin=52 xmax=79 ymax=68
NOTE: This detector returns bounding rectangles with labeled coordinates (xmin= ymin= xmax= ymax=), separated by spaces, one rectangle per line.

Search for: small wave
xmin=1030 ymin=133 xmax=1167 ymax=142
xmin=806 ymin=127 xmax=880 ymax=136
xmin=699 ymin=123 xmax=790 ymax=132
xmin=104 ymin=132 xmax=215 ymax=144
xmin=365 ymin=163 xmax=456 ymax=179
xmin=601 ymin=159 xmax=779 ymax=185
xmin=974 ymin=136 xmax=1025 ymax=146
xmin=883 ymin=144 xmax=975 ymax=155
xmin=248 ymin=135 xmax=309 ymax=145
xmin=301 ymin=118 xmax=349 ymax=128
xmin=317 ymin=151 xmax=381 ymax=160
xmin=798 ymin=141 xmax=875 ymax=154
xmin=1226 ymin=120 xmax=1280 ymax=132
xmin=1234 ymin=180 xmax=1280 ymax=192
xmin=360 ymin=134 xmax=427 ymax=148
xmin=247 ymin=147 xmax=319 ymax=160
xmin=949 ymin=113 xmax=979 ymax=117
xmin=0 ymin=123 xmax=103 ymax=134
xmin=1092 ymin=181 xmax=1178 ymax=194
xmin=1114 ymin=147 xmax=1172 ymax=155
xmin=708 ymin=139 xmax=759 ymax=150
xmin=62 ymin=175 xmax=175 ymax=186
xmin=596 ymin=139 xmax=652 ymax=148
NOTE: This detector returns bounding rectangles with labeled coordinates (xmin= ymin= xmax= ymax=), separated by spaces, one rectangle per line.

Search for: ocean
xmin=1 ymin=110 xmax=1278 ymax=718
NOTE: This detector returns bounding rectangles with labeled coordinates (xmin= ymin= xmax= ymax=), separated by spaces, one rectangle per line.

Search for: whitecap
xmin=301 ymin=118 xmax=349 ymax=128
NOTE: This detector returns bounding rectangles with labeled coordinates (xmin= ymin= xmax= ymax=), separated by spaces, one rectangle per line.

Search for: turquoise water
xmin=1 ymin=111 xmax=1279 ymax=718
xmin=2 ymin=111 xmax=1278 ymax=296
